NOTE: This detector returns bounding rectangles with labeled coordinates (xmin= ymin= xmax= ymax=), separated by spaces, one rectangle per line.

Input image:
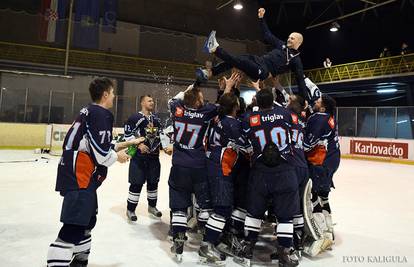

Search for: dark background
xmin=1 ymin=0 xmax=413 ymax=68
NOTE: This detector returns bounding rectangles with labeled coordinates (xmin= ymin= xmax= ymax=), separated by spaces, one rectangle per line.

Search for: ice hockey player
xmin=168 ymin=83 xmax=218 ymax=262
xmin=304 ymin=94 xmax=340 ymax=252
xmin=238 ymin=89 xmax=300 ymax=267
xmin=199 ymin=91 xmax=249 ymax=266
xmin=124 ymin=94 xmax=164 ymax=221
xmin=46 ymin=78 xmax=143 ymax=267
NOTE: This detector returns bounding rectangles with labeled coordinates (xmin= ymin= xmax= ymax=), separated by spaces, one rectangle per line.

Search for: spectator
xmin=400 ymin=42 xmax=410 ymax=71
xmin=401 ymin=42 xmax=410 ymax=55
xmin=379 ymin=47 xmax=391 ymax=58
xmin=323 ymin=57 xmax=332 ymax=68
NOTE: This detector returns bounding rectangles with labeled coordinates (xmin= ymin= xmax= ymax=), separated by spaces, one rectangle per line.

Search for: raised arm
xmin=258 ymin=8 xmax=285 ymax=49
xmin=292 ymin=58 xmax=310 ymax=102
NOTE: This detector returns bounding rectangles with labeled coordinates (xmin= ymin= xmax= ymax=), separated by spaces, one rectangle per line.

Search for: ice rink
xmin=1 ymin=150 xmax=414 ymax=267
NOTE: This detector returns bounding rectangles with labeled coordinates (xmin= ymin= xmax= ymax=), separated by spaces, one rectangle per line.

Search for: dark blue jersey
xmin=304 ymin=112 xmax=340 ymax=166
xmin=207 ymin=116 xmax=247 ymax=152
xmin=124 ymin=112 xmax=162 ymax=157
xmin=242 ymin=106 xmax=294 ymax=165
xmin=285 ymin=110 xmax=307 ymax=168
xmin=206 ymin=115 xmax=248 ymax=176
xmin=56 ymin=104 xmax=117 ymax=192
xmin=169 ymin=98 xmax=218 ymax=168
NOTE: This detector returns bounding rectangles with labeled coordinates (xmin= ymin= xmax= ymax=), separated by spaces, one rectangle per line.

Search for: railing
xmin=2 ymin=41 xmax=413 ymax=85
xmin=0 ymin=42 xmax=414 ymax=86
xmin=279 ymin=53 xmax=414 ymax=86
xmin=0 ymin=41 xmax=199 ymax=80
xmin=337 ymin=106 xmax=414 ymax=139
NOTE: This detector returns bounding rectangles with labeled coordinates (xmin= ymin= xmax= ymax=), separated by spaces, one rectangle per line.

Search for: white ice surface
xmin=0 ymin=150 xmax=414 ymax=267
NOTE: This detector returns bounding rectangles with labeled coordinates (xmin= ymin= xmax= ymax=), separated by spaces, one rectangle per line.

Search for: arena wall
xmin=0 ymin=123 xmax=49 ymax=149
xmin=1 ymin=123 xmax=414 ymax=164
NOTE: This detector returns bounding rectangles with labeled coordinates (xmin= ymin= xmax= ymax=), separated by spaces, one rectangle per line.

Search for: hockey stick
xmin=0 ymin=156 xmax=51 ymax=164
xmin=0 ymin=159 xmax=39 ymax=163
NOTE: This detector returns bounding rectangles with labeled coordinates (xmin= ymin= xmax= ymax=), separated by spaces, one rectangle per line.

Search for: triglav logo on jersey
xmin=328 ymin=117 xmax=335 ymax=129
xmin=291 ymin=113 xmax=298 ymax=124
xmin=175 ymin=107 xmax=184 ymax=117
xmin=184 ymin=110 xmax=204 ymax=119
xmin=262 ymin=114 xmax=284 ymax=123
xmin=250 ymin=115 xmax=261 ymax=127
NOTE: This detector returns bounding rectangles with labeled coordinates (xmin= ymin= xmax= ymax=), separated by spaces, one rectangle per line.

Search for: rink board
xmin=1 ymin=122 xmax=414 ymax=164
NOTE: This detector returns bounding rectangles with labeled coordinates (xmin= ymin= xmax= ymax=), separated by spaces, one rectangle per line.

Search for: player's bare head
xmin=256 ymin=89 xmax=274 ymax=110
xmin=218 ymin=92 xmax=240 ymax=117
xmin=320 ymin=94 xmax=336 ymax=115
xmin=89 ymin=77 xmax=115 ymax=108
xmin=287 ymin=94 xmax=306 ymax=114
xmin=287 ymin=32 xmax=303 ymax=50
xmin=140 ymin=95 xmax=154 ymax=111
xmin=184 ymin=85 xmax=203 ymax=109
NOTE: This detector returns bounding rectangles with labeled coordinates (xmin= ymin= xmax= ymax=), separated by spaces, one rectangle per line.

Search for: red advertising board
xmin=350 ymin=140 xmax=409 ymax=159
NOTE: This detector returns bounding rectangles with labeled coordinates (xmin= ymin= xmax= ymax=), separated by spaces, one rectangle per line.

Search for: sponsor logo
xmin=262 ymin=114 xmax=284 ymax=123
xmin=250 ymin=115 xmax=261 ymax=127
xmin=184 ymin=110 xmax=204 ymax=119
xmin=291 ymin=113 xmax=298 ymax=124
xmin=328 ymin=117 xmax=335 ymax=129
xmin=80 ymin=107 xmax=89 ymax=116
xmin=175 ymin=107 xmax=184 ymax=117
xmin=350 ymin=140 xmax=408 ymax=159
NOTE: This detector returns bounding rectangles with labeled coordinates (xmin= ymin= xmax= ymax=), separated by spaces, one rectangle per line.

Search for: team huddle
xmin=165 ymin=75 xmax=340 ymax=267
xmin=46 ymin=7 xmax=340 ymax=267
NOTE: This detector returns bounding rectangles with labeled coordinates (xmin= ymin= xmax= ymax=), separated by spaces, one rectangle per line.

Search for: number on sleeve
xmin=291 ymin=129 xmax=304 ymax=149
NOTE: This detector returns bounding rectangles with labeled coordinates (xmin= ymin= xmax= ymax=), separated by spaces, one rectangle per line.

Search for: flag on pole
xmin=102 ymin=0 xmax=118 ymax=33
xmin=39 ymin=0 xmax=69 ymax=43
xmin=72 ymin=0 xmax=100 ymax=49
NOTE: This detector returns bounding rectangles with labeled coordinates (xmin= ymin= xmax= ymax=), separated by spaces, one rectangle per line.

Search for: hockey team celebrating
xmin=46 ymin=7 xmax=341 ymax=267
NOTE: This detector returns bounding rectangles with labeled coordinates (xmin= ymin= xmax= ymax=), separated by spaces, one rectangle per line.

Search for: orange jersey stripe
xmin=221 ymin=148 xmax=238 ymax=176
xmin=75 ymin=152 xmax=95 ymax=189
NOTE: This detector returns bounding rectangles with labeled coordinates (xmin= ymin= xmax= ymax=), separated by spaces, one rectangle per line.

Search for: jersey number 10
xmin=254 ymin=127 xmax=289 ymax=151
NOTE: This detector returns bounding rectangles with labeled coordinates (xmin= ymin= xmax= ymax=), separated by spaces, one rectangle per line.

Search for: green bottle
xmin=126 ymin=145 xmax=137 ymax=157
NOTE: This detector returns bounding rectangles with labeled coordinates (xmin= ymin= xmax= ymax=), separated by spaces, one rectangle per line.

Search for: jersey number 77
xmin=174 ymin=121 xmax=202 ymax=148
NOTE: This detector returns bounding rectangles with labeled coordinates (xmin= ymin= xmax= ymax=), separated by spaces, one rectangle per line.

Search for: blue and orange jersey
xmin=285 ymin=109 xmax=307 ymax=168
xmin=169 ymin=97 xmax=218 ymax=168
xmin=56 ymin=104 xmax=117 ymax=193
xmin=304 ymin=112 xmax=340 ymax=166
xmin=124 ymin=112 xmax=162 ymax=157
xmin=206 ymin=115 xmax=248 ymax=176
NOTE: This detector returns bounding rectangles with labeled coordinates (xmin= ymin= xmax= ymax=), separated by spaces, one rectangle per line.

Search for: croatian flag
xmin=39 ymin=0 xmax=69 ymax=43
